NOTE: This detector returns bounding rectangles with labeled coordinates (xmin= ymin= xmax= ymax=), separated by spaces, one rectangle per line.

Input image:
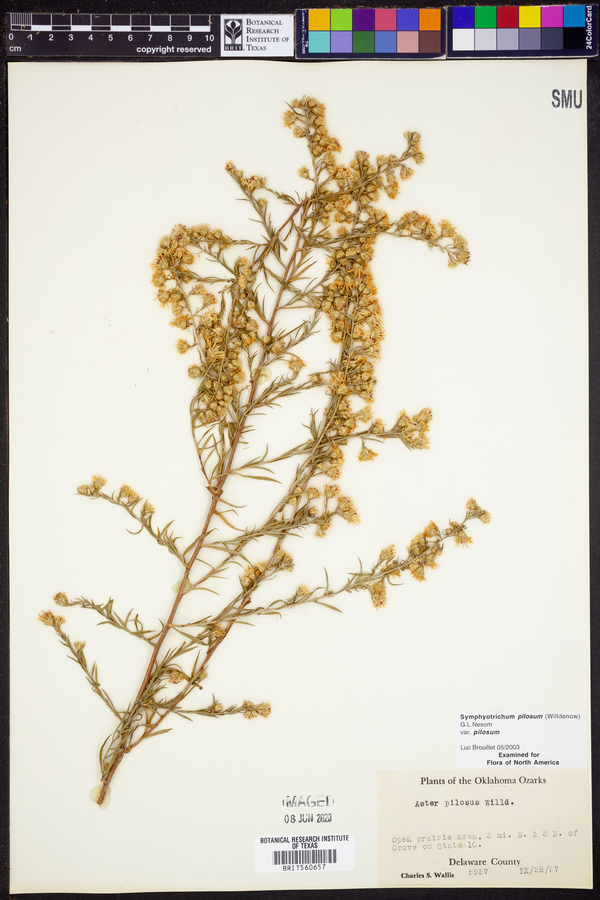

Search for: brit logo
xmin=224 ymin=18 xmax=243 ymax=50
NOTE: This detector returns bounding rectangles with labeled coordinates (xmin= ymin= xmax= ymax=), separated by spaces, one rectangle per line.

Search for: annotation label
xmin=456 ymin=712 xmax=586 ymax=768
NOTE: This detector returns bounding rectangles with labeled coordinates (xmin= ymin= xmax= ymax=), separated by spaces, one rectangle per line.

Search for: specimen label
xmin=377 ymin=769 xmax=592 ymax=888
xmin=455 ymin=712 xmax=586 ymax=768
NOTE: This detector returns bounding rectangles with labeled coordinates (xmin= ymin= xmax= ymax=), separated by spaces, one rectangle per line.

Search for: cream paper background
xmin=9 ymin=60 xmax=589 ymax=892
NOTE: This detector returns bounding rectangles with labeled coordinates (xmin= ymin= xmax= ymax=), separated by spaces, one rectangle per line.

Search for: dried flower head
xmin=77 ymin=475 xmax=106 ymax=497
xmin=209 ymin=625 xmax=227 ymax=644
xmin=117 ymin=485 xmax=141 ymax=507
xmin=453 ymin=527 xmax=473 ymax=548
xmin=242 ymin=700 xmax=271 ymax=719
xmin=38 ymin=610 xmax=65 ymax=628
xmin=358 ymin=447 xmax=378 ymax=462
xmin=369 ymin=581 xmax=387 ymax=609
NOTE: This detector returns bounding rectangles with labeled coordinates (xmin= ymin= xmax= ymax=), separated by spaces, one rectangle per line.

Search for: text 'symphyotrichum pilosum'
xmin=40 ymin=98 xmax=489 ymax=808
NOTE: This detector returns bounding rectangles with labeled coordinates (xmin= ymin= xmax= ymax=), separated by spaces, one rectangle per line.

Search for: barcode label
xmin=255 ymin=834 xmax=355 ymax=873
xmin=273 ymin=848 xmax=337 ymax=866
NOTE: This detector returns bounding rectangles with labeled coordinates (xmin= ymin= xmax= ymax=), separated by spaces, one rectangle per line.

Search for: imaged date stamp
xmin=283 ymin=812 xmax=333 ymax=825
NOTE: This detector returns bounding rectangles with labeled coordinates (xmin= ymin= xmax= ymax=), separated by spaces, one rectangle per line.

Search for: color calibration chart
xmin=296 ymin=7 xmax=444 ymax=57
xmin=296 ymin=5 xmax=597 ymax=58
xmin=449 ymin=4 xmax=597 ymax=55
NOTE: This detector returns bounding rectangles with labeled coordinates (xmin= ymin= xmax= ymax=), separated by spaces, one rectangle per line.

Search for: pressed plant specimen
xmin=40 ymin=97 xmax=489 ymax=808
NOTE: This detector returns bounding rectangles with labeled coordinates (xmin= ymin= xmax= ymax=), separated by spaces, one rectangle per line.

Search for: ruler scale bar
xmin=9 ymin=12 xmax=211 ymax=31
xmin=6 ymin=10 xmax=220 ymax=57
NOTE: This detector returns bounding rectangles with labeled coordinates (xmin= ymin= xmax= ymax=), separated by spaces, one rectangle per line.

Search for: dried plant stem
xmin=95 ymin=202 xmax=314 ymax=805
xmin=41 ymin=97 xmax=486 ymax=809
xmin=105 ymin=340 xmax=367 ymax=792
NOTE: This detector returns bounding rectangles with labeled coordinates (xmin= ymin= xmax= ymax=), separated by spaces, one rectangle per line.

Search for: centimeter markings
xmin=8 ymin=12 xmax=212 ymax=31
xmin=7 ymin=12 xmax=220 ymax=57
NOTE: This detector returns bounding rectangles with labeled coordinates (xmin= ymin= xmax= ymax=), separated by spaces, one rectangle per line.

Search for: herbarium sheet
xmin=9 ymin=60 xmax=590 ymax=891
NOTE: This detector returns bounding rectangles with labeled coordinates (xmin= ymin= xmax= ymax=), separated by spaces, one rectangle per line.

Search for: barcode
xmin=255 ymin=834 xmax=354 ymax=872
xmin=273 ymin=848 xmax=337 ymax=866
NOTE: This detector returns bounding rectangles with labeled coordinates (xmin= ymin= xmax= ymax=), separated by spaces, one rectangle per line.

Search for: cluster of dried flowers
xmin=40 ymin=97 xmax=488 ymax=808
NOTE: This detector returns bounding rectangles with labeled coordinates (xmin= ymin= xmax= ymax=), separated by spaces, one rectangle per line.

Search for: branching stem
xmin=96 ymin=197 xmax=314 ymax=804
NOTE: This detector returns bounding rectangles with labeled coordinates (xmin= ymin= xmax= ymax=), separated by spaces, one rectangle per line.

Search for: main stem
xmin=96 ymin=201 xmax=311 ymax=804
